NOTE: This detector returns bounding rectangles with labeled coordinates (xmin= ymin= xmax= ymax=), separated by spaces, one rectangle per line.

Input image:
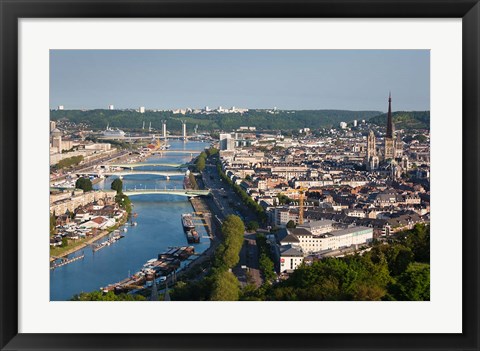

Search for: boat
xmin=186 ymin=230 xmax=194 ymax=243
xmin=102 ymin=123 xmax=126 ymax=138
xmin=181 ymin=214 xmax=195 ymax=230
xmin=92 ymin=233 xmax=124 ymax=252
xmin=123 ymin=227 xmax=128 ymax=232
xmin=190 ymin=229 xmax=200 ymax=243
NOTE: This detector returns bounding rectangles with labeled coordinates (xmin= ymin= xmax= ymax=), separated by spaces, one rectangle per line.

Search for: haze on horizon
xmin=50 ymin=50 xmax=430 ymax=112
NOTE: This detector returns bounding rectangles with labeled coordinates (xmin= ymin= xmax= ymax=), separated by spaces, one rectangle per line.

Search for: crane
xmin=279 ymin=186 xmax=308 ymax=225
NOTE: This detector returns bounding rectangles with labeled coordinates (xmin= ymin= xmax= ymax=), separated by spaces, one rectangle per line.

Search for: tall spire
xmin=386 ymin=92 xmax=393 ymax=138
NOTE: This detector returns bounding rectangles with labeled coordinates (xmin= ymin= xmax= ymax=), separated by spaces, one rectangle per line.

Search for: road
xmin=201 ymin=162 xmax=257 ymax=223
xmin=50 ymin=150 xmax=130 ymax=182
xmin=201 ymin=158 xmax=263 ymax=287
xmin=232 ymin=233 xmax=263 ymax=288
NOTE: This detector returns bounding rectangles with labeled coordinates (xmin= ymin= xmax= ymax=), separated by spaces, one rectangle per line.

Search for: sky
xmin=50 ymin=50 xmax=430 ymax=112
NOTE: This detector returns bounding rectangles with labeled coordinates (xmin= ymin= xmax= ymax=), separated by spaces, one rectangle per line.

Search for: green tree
xmin=56 ymin=155 xmax=84 ymax=169
xmin=188 ymin=172 xmax=198 ymax=190
xmin=115 ymin=193 xmax=132 ymax=214
xmin=259 ymin=253 xmax=276 ymax=282
xmin=210 ymin=270 xmax=240 ymax=301
xmin=50 ymin=214 xmax=57 ymax=235
xmin=111 ymin=178 xmax=123 ymax=194
xmin=71 ymin=290 xmax=146 ymax=301
xmin=286 ymin=220 xmax=296 ymax=229
xmin=206 ymin=147 xmax=218 ymax=157
xmin=75 ymin=177 xmax=93 ymax=192
xmin=246 ymin=221 xmax=259 ymax=232
xmin=390 ymin=262 xmax=430 ymax=301
xmin=196 ymin=156 xmax=206 ymax=172
xmin=213 ymin=215 xmax=245 ymax=269
xmin=61 ymin=237 xmax=68 ymax=247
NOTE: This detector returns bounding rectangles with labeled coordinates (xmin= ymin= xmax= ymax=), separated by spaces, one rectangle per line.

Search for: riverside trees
xmin=214 ymin=215 xmax=245 ymax=269
xmin=111 ymin=178 xmax=123 ymax=194
xmin=171 ymin=215 xmax=244 ymax=301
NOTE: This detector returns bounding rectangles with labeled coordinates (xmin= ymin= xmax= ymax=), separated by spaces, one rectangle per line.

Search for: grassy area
xmin=50 ymin=236 xmax=90 ymax=258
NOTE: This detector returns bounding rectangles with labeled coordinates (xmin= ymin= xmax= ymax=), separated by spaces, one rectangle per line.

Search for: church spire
xmin=386 ymin=92 xmax=393 ymax=138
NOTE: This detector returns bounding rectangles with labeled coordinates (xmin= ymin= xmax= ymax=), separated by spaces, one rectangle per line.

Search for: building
xmin=57 ymin=105 xmax=64 ymax=110
xmin=139 ymin=106 xmax=145 ymax=113
xmin=384 ymin=93 xmax=396 ymax=160
xmin=366 ymin=130 xmax=379 ymax=170
xmin=219 ymin=133 xmax=235 ymax=151
xmin=340 ymin=121 xmax=348 ymax=129
xmin=108 ymin=104 xmax=114 ymax=110
xmin=280 ymin=225 xmax=373 ymax=255
xmin=279 ymin=244 xmax=304 ymax=273
xmin=50 ymin=121 xmax=56 ymax=132
xmin=297 ymin=220 xmax=335 ymax=235
xmin=50 ymin=127 xmax=62 ymax=153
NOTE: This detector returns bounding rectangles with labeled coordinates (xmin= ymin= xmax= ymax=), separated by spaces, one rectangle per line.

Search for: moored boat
xmin=181 ymin=213 xmax=195 ymax=230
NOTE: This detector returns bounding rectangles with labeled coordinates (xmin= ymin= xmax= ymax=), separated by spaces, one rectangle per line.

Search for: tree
xmin=213 ymin=215 xmax=245 ymax=269
xmin=286 ymin=220 xmax=296 ymax=229
xmin=56 ymin=155 xmax=84 ymax=169
xmin=196 ymin=156 xmax=206 ymax=172
xmin=206 ymin=147 xmax=218 ymax=157
xmin=246 ymin=221 xmax=259 ymax=232
xmin=390 ymin=262 xmax=430 ymax=301
xmin=75 ymin=177 xmax=93 ymax=192
xmin=50 ymin=214 xmax=57 ymax=235
xmin=115 ymin=193 xmax=132 ymax=214
xmin=61 ymin=237 xmax=68 ymax=247
xmin=111 ymin=178 xmax=123 ymax=194
xmin=259 ymin=253 xmax=276 ymax=282
xmin=210 ymin=270 xmax=240 ymax=301
xmin=71 ymin=290 xmax=146 ymax=301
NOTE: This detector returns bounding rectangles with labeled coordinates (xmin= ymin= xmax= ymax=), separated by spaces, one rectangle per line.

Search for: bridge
xmin=124 ymin=188 xmax=211 ymax=197
xmin=77 ymin=170 xmax=185 ymax=178
xmin=103 ymin=162 xmax=186 ymax=169
xmin=151 ymin=149 xmax=202 ymax=155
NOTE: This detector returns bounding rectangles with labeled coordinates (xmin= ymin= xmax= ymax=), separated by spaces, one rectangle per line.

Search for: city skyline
xmin=50 ymin=50 xmax=430 ymax=111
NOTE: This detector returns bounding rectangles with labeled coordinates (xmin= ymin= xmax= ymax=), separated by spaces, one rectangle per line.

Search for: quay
xmin=50 ymin=254 xmax=85 ymax=270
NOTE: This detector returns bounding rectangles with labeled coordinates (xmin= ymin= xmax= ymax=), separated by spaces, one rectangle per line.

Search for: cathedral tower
xmin=366 ymin=130 xmax=379 ymax=170
xmin=384 ymin=92 xmax=396 ymax=160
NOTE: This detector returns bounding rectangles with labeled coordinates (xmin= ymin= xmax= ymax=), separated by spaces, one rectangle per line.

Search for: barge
xmin=101 ymin=246 xmax=195 ymax=293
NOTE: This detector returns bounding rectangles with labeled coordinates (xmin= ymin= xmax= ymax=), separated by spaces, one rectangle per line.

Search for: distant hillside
xmin=50 ymin=109 xmax=382 ymax=132
xmin=368 ymin=111 xmax=430 ymax=130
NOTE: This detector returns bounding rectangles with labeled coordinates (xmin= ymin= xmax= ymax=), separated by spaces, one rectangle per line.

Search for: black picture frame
xmin=1 ymin=1 xmax=479 ymax=350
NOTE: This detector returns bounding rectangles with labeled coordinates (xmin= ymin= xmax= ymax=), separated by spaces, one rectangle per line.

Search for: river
xmin=50 ymin=140 xmax=210 ymax=301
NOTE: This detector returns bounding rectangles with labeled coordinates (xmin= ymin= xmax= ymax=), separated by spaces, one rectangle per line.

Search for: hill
xmin=368 ymin=111 xmax=430 ymax=130
xmin=50 ymin=109 xmax=382 ymax=132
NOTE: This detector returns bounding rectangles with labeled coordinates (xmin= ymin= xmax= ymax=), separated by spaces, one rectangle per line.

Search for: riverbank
xmin=50 ymin=214 xmax=128 ymax=262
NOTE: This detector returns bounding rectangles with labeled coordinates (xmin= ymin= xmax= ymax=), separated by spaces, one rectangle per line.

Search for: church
xmin=365 ymin=93 xmax=409 ymax=179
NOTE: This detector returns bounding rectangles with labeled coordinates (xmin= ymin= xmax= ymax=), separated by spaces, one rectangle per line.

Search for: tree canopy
xmin=210 ymin=270 xmax=240 ymax=301
xmin=248 ymin=224 xmax=430 ymax=301
xmin=71 ymin=290 xmax=146 ymax=301
xmin=75 ymin=177 xmax=93 ymax=192
xmin=111 ymin=178 xmax=123 ymax=194
xmin=51 ymin=109 xmax=383 ymax=132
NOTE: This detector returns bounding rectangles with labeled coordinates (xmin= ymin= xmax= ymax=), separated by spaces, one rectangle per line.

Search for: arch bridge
xmin=124 ymin=188 xmax=211 ymax=197
xmin=103 ymin=162 xmax=186 ymax=169
xmin=77 ymin=170 xmax=185 ymax=178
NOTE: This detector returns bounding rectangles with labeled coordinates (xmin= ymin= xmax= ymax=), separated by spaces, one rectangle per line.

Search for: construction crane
xmin=279 ymin=187 xmax=308 ymax=225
